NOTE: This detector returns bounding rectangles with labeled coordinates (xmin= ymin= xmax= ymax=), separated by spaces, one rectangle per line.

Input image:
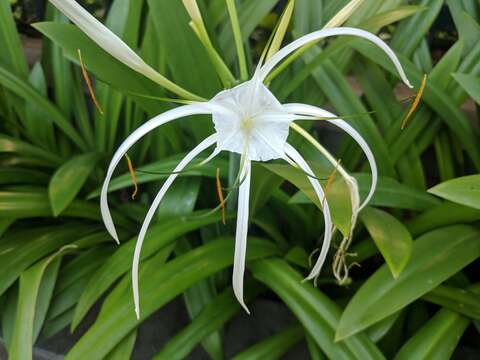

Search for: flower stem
xmin=148 ymin=71 xmax=206 ymax=102
xmin=183 ymin=0 xmax=235 ymax=87
xmin=225 ymin=0 xmax=248 ymax=81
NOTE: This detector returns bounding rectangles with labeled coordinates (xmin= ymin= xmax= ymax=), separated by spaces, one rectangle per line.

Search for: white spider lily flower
xmin=49 ymin=0 xmax=202 ymax=100
xmin=87 ymin=22 xmax=412 ymax=316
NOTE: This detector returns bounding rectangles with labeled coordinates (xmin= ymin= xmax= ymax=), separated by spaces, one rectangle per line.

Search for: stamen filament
xmin=77 ymin=49 xmax=104 ymax=115
xmin=401 ymin=74 xmax=427 ymax=129
xmin=323 ymin=159 xmax=341 ymax=208
xmin=125 ymin=154 xmax=138 ymax=200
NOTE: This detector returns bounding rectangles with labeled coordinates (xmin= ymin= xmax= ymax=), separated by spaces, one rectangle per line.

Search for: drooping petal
xmin=50 ymin=0 xmax=155 ymax=77
xmin=232 ymin=160 xmax=252 ymax=313
xmin=258 ymin=27 xmax=412 ymax=88
xmin=49 ymin=0 xmax=202 ymax=100
xmin=100 ymin=103 xmax=216 ymax=243
xmin=284 ymin=143 xmax=333 ymax=280
xmin=284 ymin=103 xmax=377 ymax=211
xmin=133 ymin=134 xmax=218 ymax=319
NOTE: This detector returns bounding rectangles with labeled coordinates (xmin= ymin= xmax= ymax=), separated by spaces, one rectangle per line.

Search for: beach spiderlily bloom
xmin=50 ymin=0 xmax=412 ymax=317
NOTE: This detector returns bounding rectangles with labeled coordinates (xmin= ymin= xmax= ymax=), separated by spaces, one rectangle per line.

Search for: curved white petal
xmin=133 ymin=134 xmax=218 ymax=319
xmin=233 ymin=160 xmax=252 ymax=313
xmin=284 ymin=103 xmax=377 ymax=211
xmin=100 ymin=104 xmax=214 ymax=243
xmin=258 ymin=27 xmax=412 ymax=88
xmin=284 ymin=143 xmax=333 ymax=280
xmin=49 ymin=0 xmax=157 ymax=78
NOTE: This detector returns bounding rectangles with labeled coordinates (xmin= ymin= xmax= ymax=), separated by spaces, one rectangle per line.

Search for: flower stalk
xmin=225 ymin=0 xmax=248 ymax=80
xmin=182 ymin=0 xmax=235 ymax=87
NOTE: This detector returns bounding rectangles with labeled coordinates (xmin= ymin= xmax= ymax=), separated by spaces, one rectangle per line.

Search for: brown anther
xmin=401 ymin=74 xmax=427 ymax=129
xmin=125 ymin=154 xmax=138 ymax=200
xmin=323 ymin=159 xmax=341 ymax=208
xmin=77 ymin=49 xmax=104 ymax=115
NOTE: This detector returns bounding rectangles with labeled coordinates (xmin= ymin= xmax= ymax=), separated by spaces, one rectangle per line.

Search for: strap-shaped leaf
xmin=9 ymin=245 xmax=75 ymax=360
xmin=71 ymin=211 xmax=225 ymax=329
xmin=154 ymin=282 xmax=263 ymax=360
xmin=428 ymin=175 xmax=480 ymax=210
xmin=0 ymin=225 xmax=94 ymax=296
xmin=231 ymin=324 xmax=304 ymax=360
xmin=360 ymin=207 xmax=412 ymax=278
xmin=336 ymin=225 xmax=480 ymax=340
xmin=250 ymin=259 xmax=385 ymax=360
xmin=393 ymin=309 xmax=469 ymax=360
xmin=49 ymin=153 xmax=100 ymax=216
xmin=66 ymin=237 xmax=278 ymax=360
xmin=0 ymin=65 xmax=86 ymax=150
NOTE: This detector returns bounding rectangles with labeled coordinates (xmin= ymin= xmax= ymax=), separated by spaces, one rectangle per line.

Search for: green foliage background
xmin=0 ymin=0 xmax=480 ymax=359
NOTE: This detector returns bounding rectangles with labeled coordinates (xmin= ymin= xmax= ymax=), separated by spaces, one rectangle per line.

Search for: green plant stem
xmin=189 ymin=22 xmax=236 ymax=87
xmin=225 ymin=0 xmax=248 ymax=81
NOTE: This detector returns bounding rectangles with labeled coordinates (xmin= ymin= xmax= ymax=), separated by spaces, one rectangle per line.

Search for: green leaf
xmin=47 ymin=5 xmax=74 ymax=118
xmin=219 ymin=0 xmax=278 ymax=64
xmin=155 ymin=178 xmax=201 ymax=220
xmin=393 ymin=309 xmax=469 ymax=360
xmin=360 ymin=207 xmax=413 ymax=278
xmin=447 ymin=1 xmax=480 ymax=54
xmin=154 ymin=283 xmax=263 ymax=360
xmin=263 ymin=163 xmax=351 ymax=236
xmin=250 ymin=164 xmax=284 ymax=214
xmin=453 ymin=73 xmax=480 ymax=104
xmin=46 ymin=247 xmax=114 ymax=321
xmin=49 ymin=153 xmax=100 ymax=216
xmin=33 ymin=22 xmax=165 ymax=113
xmin=290 ymin=173 xmax=440 ymax=211
xmin=304 ymin=56 xmax=396 ymax=177
xmin=0 ymin=225 xmax=93 ymax=296
xmin=0 ymin=218 xmax=14 ymax=237
xmin=72 ymin=212 xmax=228 ymax=330
xmin=24 ymin=62 xmax=56 ymax=150
xmin=390 ymin=0 xmax=444 ymax=58
xmin=422 ymin=284 xmax=480 ymax=320
xmin=104 ymin=330 xmax=137 ymax=360
xmin=360 ymin=5 xmax=426 ymax=30
xmin=9 ymin=245 xmax=76 ymax=360
xmin=351 ymin=40 xmax=480 ymax=170
xmin=32 ymin=257 xmax=62 ymax=342
xmin=336 ymin=225 xmax=480 ymax=340
xmin=428 ymin=175 xmax=480 ymax=210
xmin=41 ymin=307 xmax=75 ymax=340
xmin=0 ymin=135 xmax=62 ymax=166
xmin=306 ymin=332 xmax=327 ymax=360
xmin=356 ymin=174 xmax=439 ymax=210
xmin=0 ymin=65 xmax=86 ymax=150
xmin=231 ymin=325 xmax=304 ymax=360
xmin=87 ymin=156 xmax=228 ymax=198
xmin=148 ymin=0 xmax=221 ymax=98
xmin=175 ymin=238 xmax=222 ymax=360
xmin=66 ymin=238 xmax=278 ymax=359
xmin=0 ymin=190 xmax=101 ymax=220
xmin=367 ymin=311 xmax=403 ymax=343
xmin=250 ymin=259 xmax=385 ymax=360
xmin=0 ymin=0 xmax=28 ymax=76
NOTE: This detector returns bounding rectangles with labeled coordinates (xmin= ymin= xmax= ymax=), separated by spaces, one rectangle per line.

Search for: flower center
xmin=240 ymin=116 xmax=254 ymax=133
xmin=209 ymin=79 xmax=294 ymax=162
